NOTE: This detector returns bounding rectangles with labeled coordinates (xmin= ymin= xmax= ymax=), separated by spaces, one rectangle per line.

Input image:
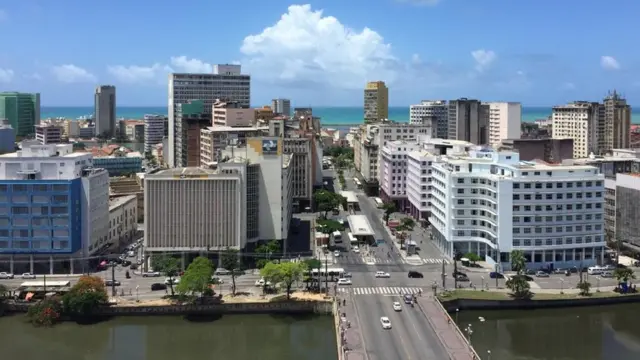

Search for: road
xmin=331 ymin=170 xmax=449 ymax=360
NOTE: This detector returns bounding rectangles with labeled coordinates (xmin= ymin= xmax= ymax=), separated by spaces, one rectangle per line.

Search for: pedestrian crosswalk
xmin=337 ymin=286 xmax=423 ymax=296
xmin=422 ymin=258 xmax=450 ymax=265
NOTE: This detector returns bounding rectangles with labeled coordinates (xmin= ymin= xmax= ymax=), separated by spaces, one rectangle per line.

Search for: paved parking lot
xmin=527 ymin=272 xmax=620 ymax=289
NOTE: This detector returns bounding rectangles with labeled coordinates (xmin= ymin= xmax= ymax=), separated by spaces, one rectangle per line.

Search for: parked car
xmin=210 ymin=277 xmax=224 ymax=284
xmin=343 ymin=272 xmax=352 ymax=278
xmin=375 ymin=271 xmax=390 ymax=278
xmin=142 ymin=271 xmax=161 ymax=277
xmin=535 ymin=271 xmax=549 ymax=278
xmin=337 ymin=278 xmax=352 ymax=285
xmin=456 ymin=274 xmax=470 ymax=281
xmin=601 ymin=271 xmax=615 ymax=278
xmin=408 ymin=271 xmax=423 ymax=278
xmin=489 ymin=272 xmax=504 ymax=279
xmin=255 ymin=278 xmax=271 ymax=287
xmin=129 ymin=263 xmax=139 ymax=270
xmin=151 ymin=283 xmax=167 ymax=291
xmin=105 ymin=280 xmax=121 ymax=286
xmin=164 ymin=277 xmax=180 ymax=285
xmin=21 ymin=273 xmax=36 ymax=279
xmin=0 ymin=272 xmax=14 ymax=279
xmin=121 ymin=260 xmax=132 ymax=267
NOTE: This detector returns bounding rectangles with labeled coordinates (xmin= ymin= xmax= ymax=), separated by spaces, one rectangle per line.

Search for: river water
xmin=0 ymin=314 xmax=337 ymax=360
xmin=458 ymin=303 xmax=640 ymax=360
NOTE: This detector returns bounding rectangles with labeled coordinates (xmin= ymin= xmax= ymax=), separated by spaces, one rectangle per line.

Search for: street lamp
xmin=559 ymin=278 xmax=564 ymax=294
xmin=596 ymin=276 xmax=601 ymax=292
xmin=487 ymin=350 xmax=492 ymax=360
xmin=455 ymin=308 xmax=459 ymax=324
xmin=481 ymin=276 xmax=485 ymax=290
xmin=136 ymin=285 xmax=139 ymax=302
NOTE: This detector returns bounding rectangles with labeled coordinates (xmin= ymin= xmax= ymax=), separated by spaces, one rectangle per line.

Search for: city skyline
xmin=0 ymin=1 xmax=638 ymax=106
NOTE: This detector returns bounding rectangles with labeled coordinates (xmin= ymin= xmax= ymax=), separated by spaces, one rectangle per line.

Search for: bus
xmin=374 ymin=197 xmax=384 ymax=208
xmin=347 ymin=232 xmax=357 ymax=245
xmin=353 ymin=178 xmax=362 ymax=189
xmin=311 ymin=267 xmax=345 ymax=278
xmin=333 ymin=231 xmax=343 ymax=243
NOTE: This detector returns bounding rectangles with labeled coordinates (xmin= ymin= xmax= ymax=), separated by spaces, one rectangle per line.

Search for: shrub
xmin=27 ymin=297 xmax=62 ymax=327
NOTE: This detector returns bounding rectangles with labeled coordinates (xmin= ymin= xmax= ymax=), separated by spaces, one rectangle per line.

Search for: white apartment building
xmin=82 ymin=168 xmax=110 ymax=256
xmin=167 ymin=64 xmax=251 ymax=168
xmin=428 ymin=148 xmax=605 ymax=269
xmin=552 ymin=101 xmax=602 ymax=158
xmin=143 ymin=114 xmax=166 ymax=154
xmin=486 ymin=102 xmax=521 ymax=146
xmin=145 ymin=137 xmax=292 ymax=268
xmin=35 ymin=124 xmax=62 ymax=145
xmin=271 ymin=98 xmax=291 ymax=117
xmin=107 ymin=195 xmax=137 ymax=252
xmin=409 ymin=100 xmax=448 ymax=139
xmin=95 ymin=85 xmax=116 ymax=138
xmin=213 ymin=105 xmax=255 ymax=127
xmin=406 ymin=139 xmax=473 ymax=223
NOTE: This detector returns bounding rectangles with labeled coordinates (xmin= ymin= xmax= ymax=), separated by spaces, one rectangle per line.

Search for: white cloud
xmin=51 ymin=64 xmax=96 ymax=83
xmin=600 ymin=56 xmax=620 ymax=70
xmin=169 ymin=56 xmax=212 ymax=73
xmin=0 ymin=68 xmax=14 ymax=82
xmin=107 ymin=63 xmax=172 ymax=84
xmin=240 ymin=4 xmax=399 ymax=89
xmin=471 ymin=49 xmax=496 ymax=72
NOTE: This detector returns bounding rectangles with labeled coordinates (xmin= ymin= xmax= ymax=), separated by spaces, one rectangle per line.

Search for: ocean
xmin=41 ymin=106 xmax=640 ymax=125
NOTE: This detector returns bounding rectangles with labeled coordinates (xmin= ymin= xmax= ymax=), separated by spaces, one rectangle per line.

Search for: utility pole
xmin=111 ymin=262 xmax=116 ymax=297
xmin=441 ymin=259 xmax=446 ymax=289
xmin=325 ymin=252 xmax=329 ymax=295
xmin=43 ymin=273 xmax=47 ymax=294
xmin=453 ymin=259 xmax=458 ymax=289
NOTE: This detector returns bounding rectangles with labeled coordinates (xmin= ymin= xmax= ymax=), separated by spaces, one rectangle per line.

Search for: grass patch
xmin=438 ymin=290 xmax=636 ymax=302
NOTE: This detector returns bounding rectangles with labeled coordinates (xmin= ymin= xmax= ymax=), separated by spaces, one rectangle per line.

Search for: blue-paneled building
xmin=93 ymin=154 xmax=143 ymax=176
xmin=0 ymin=180 xmax=82 ymax=254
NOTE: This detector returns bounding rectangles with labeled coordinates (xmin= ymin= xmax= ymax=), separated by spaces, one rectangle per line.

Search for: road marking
xmin=348 ymin=287 xmax=423 ymax=296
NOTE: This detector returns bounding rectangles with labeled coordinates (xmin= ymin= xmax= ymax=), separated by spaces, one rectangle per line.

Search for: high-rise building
xmin=0 ymin=92 xmax=40 ymax=137
xmin=447 ymin=98 xmax=488 ymax=145
xmin=409 ymin=100 xmax=448 ymax=138
xmin=485 ymin=102 xmax=521 ymax=146
xmin=213 ymin=100 xmax=255 ymax=127
xmin=0 ymin=142 xmax=109 ymax=274
xmin=364 ymin=81 xmax=389 ymax=124
xmin=144 ymin=137 xmax=292 ymax=269
xmin=602 ymin=90 xmax=631 ymax=153
xmin=428 ymin=148 xmax=605 ymax=268
xmin=167 ymin=64 xmax=251 ymax=168
xmin=143 ymin=115 xmax=166 ymax=154
xmin=175 ymin=100 xmax=211 ymax=168
xmin=0 ymin=119 xmax=16 ymax=154
xmin=35 ymin=124 xmax=63 ymax=145
xmin=552 ymin=101 xmax=602 ymax=158
xmin=94 ymin=86 xmax=116 ymax=138
xmin=271 ymin=98 xmax=291 ymax=117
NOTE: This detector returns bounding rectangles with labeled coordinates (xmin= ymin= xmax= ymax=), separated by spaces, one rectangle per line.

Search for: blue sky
xmin=0 ymin=0 xmax=638 ymax=107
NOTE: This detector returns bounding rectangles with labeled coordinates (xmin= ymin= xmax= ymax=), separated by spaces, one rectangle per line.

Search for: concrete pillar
xmin=531 ymin=250 xmax=535 ymax=265
xmin=9 ymin=256 xmax=14 ymax=274
xmin=70 ymin=257 xmax=74 ymax=274
xmin=29 ymin=255 xmax=34 ymax=273
xmin=49 ymin=255 xmax=53 ymax=274
xmin=181 ymin=252 xmax=186 ymax=270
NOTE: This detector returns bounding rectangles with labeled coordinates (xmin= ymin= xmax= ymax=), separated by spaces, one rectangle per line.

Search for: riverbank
xmin=438 ymin=289 xmax=640 ymax=312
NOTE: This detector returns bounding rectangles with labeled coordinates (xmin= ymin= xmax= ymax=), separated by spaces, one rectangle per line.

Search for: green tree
xmin=395 ymin=218 xmax=415 ymax=248
xmin=464 ymin=253 xmax=482 ymax=264
xmin=316 ymin=219 xmax=344 ymax=244
xmin=505 ymin=250 xmax=530 ymax=299
xmin=303 ymin=259 xmax=322 ymax=288
xmin=0 ymin=284 xmax=8 ymax=298
xmin=577 ymin=281 xmax=592 ymax=296
xmin=255 ymin=240 xmax=281 ymax=269
xmin=220 ymin=248 xmax=243 ymax=296
xmin=152 ymin=254 xmax=180 ymax=296
xmin=260 ymin=262 xmax=306 ymax=299
xmin=382 ymin=202 xmax=397 ymax=224
xmin=176 ymin=256 xmax=214 ymax=296
xmin=613 ymin=267 xmax=636 ymax=283
xmin=314 ymin=190 xmax=345 ymax=218
xmin=62 ymin=275 xmax=108 ymax=316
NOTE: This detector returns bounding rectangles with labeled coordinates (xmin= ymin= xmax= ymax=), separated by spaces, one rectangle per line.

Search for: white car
xmin=375 ymin=271 xmax=391 ymax=278
xmin=22 ymin=273 xmax=36 ymax=279
xmin=127 ymin=251 xmax=135 ymax=257
xmin=337 ymin=278 xmax=352 ymax=285
xmin=255 ymin=278 xmax=272 ymax=287
xmin=380 ymin=317 xmax=392 ymax=329
xmin=0 ymin=272 xmax=14 ymax=279
xmin=334 ymin=251 xmax=340 ymax=257
xmin=142 ymin=271 xmax=161 ymax=277
xmin=392 ymin=302 xmax=402 ymax=311
xmin=164 ymin=277 xmax=180 ymax=285
xmin=352 ymin=246 xmax=360 ymax=253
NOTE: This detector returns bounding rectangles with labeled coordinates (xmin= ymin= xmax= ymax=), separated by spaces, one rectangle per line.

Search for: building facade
xmin=175 ymin=100 xmax=211 ymax=168
xmin=167 ymin=64 xmax=251 ymax=168
xmin=94 ymin=86 xmax=116 ymax=138
xmin=379 ymin=141 xmax=420 ymax=211
xmin=448 ymin=98 xmax=488 ymax=145
xmin=0 ymin=92 xmax=40 ymax=137
xmin=429 ymin=148 xmax=605 ymax=268
xmin=271 ymin=98 xmax=291 ymax=117
xmin=0 ymin=119 xmax=16 ymax=154
xmin=212 ymin=100 xmax=255 ymax=127
xmin=601 ymin=90 xmax=631 ymax=153
xmin=35 ymin=124 xmax=63 ymax=145
xmin=364 ymin=81 xmax=389 ymax=124
xmin=409 ymin=100 xmax=448 ymax=139
xmin=499 ymin=138 xmax=574 ymax=163
xmin=0 ymin=143 xmax=109 ymax=274
xmin=93 ymin=153 xmax=143 ymax=176
xmin=486 ymin=102 xmax=521 ymax=146
xmin=108 ymin=195 xmax=138 ymax=252
xmin=552 ymin=101 xmax=602 ymax=158
xmin=143 ymin=114 xmax=166 ymax=154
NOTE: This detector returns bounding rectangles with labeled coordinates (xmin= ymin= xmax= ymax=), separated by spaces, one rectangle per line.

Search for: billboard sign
xmin=262 ymin=139 xmax=278 ymax=154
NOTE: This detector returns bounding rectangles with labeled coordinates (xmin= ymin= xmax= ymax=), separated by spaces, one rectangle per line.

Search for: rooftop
xmin=151 ymin=167 xmax=219 ymax=177
xmin=109 ymin=194 xmax=137 ymax=210
xmin=202 ymin=125 xmax=269 ymax=133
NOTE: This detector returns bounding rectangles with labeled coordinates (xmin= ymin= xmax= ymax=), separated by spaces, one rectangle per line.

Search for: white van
xmin=587 ymin=266 xmax=603 ymax=275
xmin=333 ymin=231 xmax=343 ymax=243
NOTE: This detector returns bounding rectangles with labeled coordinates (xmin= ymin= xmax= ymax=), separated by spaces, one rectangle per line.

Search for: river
xmin=0 ymin=314 xmax=337 ymax=360
xmin=458 ymin=303 xmax=640 ymax=360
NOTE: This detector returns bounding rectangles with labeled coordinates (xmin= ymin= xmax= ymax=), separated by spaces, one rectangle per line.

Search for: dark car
xmin=408 ymin=271 xmax=423 ymax=278
xmin=455 ymin=274 xmax=469 ymax=281
xmin=403 ymin=294 xmax=414 ymax=304
xmin=121 ymin=260 xmax=132 ymax=267
xmin=151 ymin=283 xmax=167 ymax=291
xmin=105 ymin=280 xmax=121 ymax=286
xmin=489 ymin=272 xmax=504 ymax=279
xmin=129 ymin=263 xmax=139 ymax=270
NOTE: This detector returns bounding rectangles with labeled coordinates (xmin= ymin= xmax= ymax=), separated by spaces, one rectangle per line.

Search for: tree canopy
xmin=260 ymin=261 xmax=306 ymax=299
xmin=505 ymin=250 xmax=530 ymax=299
xmin=62 ymin=275 xmax=108 ymax=316
xmin=255 ymin=240 xmax=281 ymax=269
xmin=152 ymin=254 xmax=180 ymax=295
xmin=314 ymin=190 xmax=345 ymax=217
xmin=316 ymin=219 xmax=344 ymax=236
xmin=220 ymin=248 xmax=243 ymax=295
xmin=176 ymin=256 xmax=214 ymax=296
xmin=382 ymin=202 xmax=397 ymax=224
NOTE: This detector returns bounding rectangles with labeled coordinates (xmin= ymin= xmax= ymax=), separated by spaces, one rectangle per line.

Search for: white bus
xmin=373 ymin=197 xmax=384 ymax=208
xmin=333 ymin=231 xmax=343 ymax=243
xmin=311 ymin=267 xmax=345 ymax=278
xmin=347 ymin=232 xmax=357 ymax=245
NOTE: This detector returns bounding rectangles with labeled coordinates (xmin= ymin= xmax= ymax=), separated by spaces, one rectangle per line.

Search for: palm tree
xmin=382 ymin=202 xmax=396 ymax=224
xmin=510 ymin=250 xmax=526 ymax=274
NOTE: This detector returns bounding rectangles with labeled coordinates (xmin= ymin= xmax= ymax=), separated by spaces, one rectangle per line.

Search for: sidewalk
xmin=417 ymin=294 xmax=479 ymax=360
xmin=379 ymin=217 xmax=424 ymax=266
xmin=335 ymin=293 xmax=367 ymax=360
